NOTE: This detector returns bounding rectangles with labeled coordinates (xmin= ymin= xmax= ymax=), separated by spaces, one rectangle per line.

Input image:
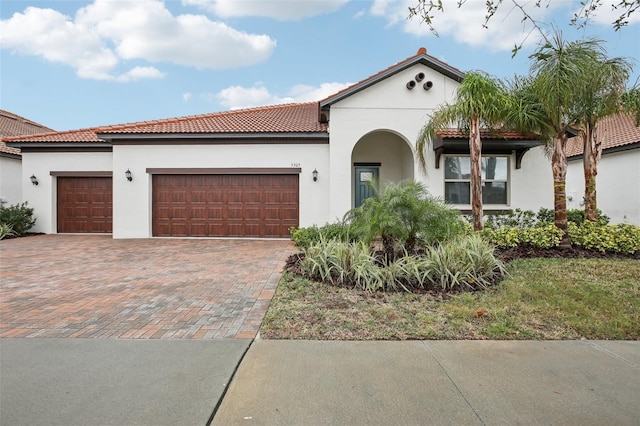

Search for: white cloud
xmin=183 ymin=92 xmax=193 ymax=102
xmin=0 ymin=0 xmax=276 ymax=81
xmin=183 ymin=0 xmax=349 ymax=20
xmin=370 ymin=0 xmax=556 ymax=51
xmin=115 ymin=66 xmax=165 ymax=82
xmin=213 ymin=81 xmax=352 ymax=109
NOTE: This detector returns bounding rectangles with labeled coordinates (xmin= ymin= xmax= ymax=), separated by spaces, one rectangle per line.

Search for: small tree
xmin=573 ymin=55 xmax=632 ymax=221
xmin=523 ymin=33 xmax=607 ymax=247
xmin=416 ymin=71 xmax=510 ymax=231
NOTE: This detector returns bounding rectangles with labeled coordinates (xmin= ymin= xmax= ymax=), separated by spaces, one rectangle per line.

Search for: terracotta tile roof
xmin=99 ymin=102 xmax=326 ymax=135
xmin=3 ymin=102 xmax=327 ymax=146
xmin=567 ymin=113 xmax=640 ymax=157
xmin=435 ymin=128 xmax=537 ymax=140
xmin=320 ymin=47 xmax=464 ymax=107
xmin=4 ymin=127 xmax=106 ymax=143
xmin=0 ymin=110 xmax=54 ymax=156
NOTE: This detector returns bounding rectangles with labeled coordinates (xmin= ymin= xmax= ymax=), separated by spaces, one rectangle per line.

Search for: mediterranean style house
xmin=0 ymin=110 xmax=54 ymax=206
xmin=6 ymin=48 xmax=556 ymax=238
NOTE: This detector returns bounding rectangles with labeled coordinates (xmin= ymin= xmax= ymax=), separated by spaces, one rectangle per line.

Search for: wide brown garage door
xmin=152 ymin=174 xmax=299 ymax=237
xmin=57 ymin=177 xmax=113 ymax=233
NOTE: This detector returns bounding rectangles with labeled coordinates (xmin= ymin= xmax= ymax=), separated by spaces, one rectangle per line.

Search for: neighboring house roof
xmin=0 ymin=110 xmax=54 ymax=157
xmin=567 ymin=113 xmax=640 ymax=158
xmin=320 ymin=47 xmax=465 ymax=108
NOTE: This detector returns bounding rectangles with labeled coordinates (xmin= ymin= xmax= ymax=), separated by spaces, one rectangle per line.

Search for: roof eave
xmin=0 ymin=151 xmax=21 ymax=160
xmin=568 ymin=140 xmax=640 ymax=160
xmin=98 ymin=132 xmax=329 ymax=141
xmin=5 ymin=142 xmax=110 ymax=149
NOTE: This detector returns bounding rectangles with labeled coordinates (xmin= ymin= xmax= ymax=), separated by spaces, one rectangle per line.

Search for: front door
xmin=354 ymin=166 xmax=379 ymax=208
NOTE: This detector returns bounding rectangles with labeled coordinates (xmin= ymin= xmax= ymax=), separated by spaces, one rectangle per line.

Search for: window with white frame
xmin=444 ymin=156 xmax=508 ymax=205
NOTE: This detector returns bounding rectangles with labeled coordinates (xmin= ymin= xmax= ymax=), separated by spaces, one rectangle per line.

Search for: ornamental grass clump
xmin=299 ymin=234 xmax=506 ymax=293
xmin=423 ymin=234 xmax=507 ymax=292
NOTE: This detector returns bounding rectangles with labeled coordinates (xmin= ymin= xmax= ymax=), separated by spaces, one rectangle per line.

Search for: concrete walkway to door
xmin=0 ymin=235 xmax=294 ymax=339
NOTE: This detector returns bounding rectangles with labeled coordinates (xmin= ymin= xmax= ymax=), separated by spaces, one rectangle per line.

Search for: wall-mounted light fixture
xmin=30 ymin=174 xmax=39 ymax=186
xmin=125 ymin=169 xmax=133 ymax=182
xmin=312 ymin=169 xmax=318 ymax=182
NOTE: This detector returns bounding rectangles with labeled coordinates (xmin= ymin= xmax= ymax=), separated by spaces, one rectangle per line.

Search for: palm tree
xmin=525 ymin=32 xmax=607 ymax=247
xmin=572 ymin=55 xmax=632 ymax=221
xmin=416 ymin=71 xmax=510 ymax=231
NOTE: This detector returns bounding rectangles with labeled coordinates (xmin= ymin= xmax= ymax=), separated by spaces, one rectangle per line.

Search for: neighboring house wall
xmin=21 ymin=152 xmax=113 ymax=234
xmin=112 ymin=144 xmax=330 ymax=238
xmin=0 ymin=156 xmax=22 ymax=205
xmin=567 ymin=149 xmax=640 ymax=225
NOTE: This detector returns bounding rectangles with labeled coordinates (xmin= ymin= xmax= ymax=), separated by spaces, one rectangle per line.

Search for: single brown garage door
xmin=152 ymin=174 xmax=299 ymax=237
xmin=57 ymin=177 xmax=113 ymax=233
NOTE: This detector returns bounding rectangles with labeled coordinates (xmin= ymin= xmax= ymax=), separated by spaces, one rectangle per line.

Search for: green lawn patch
xmin=260 ymin=258 xmax=640 ymax=340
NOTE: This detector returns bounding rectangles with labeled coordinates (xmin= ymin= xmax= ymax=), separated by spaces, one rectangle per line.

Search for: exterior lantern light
xmin=125 ymin=169 xmax=133 ymax=182
xmin=30 ymin=175 xmax=39 ymax=186
xmin=312 ymin=169 xmax=318 ymax=182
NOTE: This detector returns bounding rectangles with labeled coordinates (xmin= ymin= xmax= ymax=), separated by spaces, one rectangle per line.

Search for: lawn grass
xmin=260 ymin=258 xmax=640 ymax=340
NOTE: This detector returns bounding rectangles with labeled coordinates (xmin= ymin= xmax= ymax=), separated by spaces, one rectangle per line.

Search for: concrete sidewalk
xmin=213 ymin=340 xmax=640 ymax=425
xmin=0 ymin=338 xmax=250 ymax=426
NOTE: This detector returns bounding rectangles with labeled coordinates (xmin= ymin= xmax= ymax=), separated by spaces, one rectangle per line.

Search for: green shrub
xmin=481 ymin=223 xmax=563 ymax=249
xmin=566 ymin=209 xmax=610 ymax=225
xmin=484 ymin=207 xmax=610 ymax=230
xmin=484 ymin=209 xmax=537 ymax=229
xmin=290 ymin=222 xmax=354 ymax=249
xmin=568 ymin=222 xmax=640 ymax=254
xmin=0 ymin=202 xmax=36 ymax=236
xmin=480 ymin=226 xmax=521 ymax=248
xmin=519 ymin=223 xmax=564 ymax=249
xmin=0 ymin=223 xmax=16 ymax=240
xmin=536 ymin=208 xmax=554 ymax=224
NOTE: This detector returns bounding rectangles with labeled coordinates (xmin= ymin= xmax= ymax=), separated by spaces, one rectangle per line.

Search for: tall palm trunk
xmin=469 ymin=117 xmax=483 ymax=231
xmin=583 ymin=122 xmax=600 ymax=222
xmin=551 ymin=134 xmax=571 ymax=248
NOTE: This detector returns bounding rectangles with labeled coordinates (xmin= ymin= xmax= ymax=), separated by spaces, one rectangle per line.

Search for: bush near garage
xmin=0 ymin=202 xmax=36 ymax=237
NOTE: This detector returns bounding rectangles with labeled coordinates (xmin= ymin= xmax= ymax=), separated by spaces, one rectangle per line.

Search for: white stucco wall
xmin=112 ymin=143 xmax=330 ymax=238
xmin=567 ymin=149 xmax=640 ymax=225
xmin=328 ymin=63 xmax=459 ymax=219
xmin=509 ymin=146 xmax=554 ymax=212
xmin=0 ymin=156 xmax=22 ymax=206
xmin=20 ymin=152 xmax=113 ymax=234
xmin=327 ymin=63 xmax=553 ymax=218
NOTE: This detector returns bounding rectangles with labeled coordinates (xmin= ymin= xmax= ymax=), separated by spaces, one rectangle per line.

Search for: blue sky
xmin=2 ymin=0 xmax=639 ymax=132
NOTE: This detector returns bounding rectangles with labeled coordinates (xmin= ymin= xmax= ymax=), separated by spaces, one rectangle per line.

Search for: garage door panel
xmin=57 ymin=177 xmax=113 ymax=233
xmin=152 ymin=174 xmax=298 ymax=237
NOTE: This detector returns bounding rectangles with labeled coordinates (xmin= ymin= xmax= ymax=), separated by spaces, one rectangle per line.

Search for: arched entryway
xmin=351 ymin=130 xmax=414 ymax=207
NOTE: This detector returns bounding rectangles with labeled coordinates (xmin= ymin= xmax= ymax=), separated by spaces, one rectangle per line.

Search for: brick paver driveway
xmin=1 ymin=235 xmax=294 ymax=339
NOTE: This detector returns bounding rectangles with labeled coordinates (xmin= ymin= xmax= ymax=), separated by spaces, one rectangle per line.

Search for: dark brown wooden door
xmin=152 ymin=174 xmax=299 ymax=237
xmin=57 ymin=177 xmax=113 ymax=233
